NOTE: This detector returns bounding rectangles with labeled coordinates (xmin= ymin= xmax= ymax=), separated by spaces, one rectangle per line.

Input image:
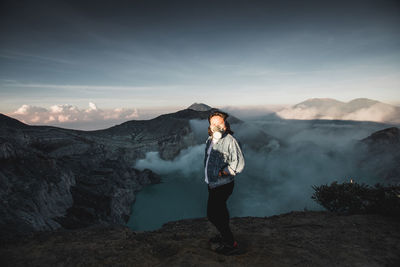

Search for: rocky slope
xmin=1 ymin=211 xmax=399 ymax=266
xmin=357 ymin=127 xmax=400 ymax=184
xmin=0 ymin=105 xmax=280 ymax=239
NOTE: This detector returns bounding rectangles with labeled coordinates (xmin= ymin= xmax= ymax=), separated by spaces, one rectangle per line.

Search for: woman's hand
xmin=218 ymin=169 xmax=229 ymax=177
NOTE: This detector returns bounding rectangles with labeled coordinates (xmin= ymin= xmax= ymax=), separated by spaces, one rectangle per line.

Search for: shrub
xmin=311 ymin=181 xmax=400 ymax=217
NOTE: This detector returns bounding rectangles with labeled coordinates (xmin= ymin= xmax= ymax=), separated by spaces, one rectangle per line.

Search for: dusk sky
xmin=1 ymin=0 xmax=399 ymax=123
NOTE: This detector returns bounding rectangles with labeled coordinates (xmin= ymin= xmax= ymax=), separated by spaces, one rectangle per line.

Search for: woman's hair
xmin=207 ymin=111 xmax=234 ymax=136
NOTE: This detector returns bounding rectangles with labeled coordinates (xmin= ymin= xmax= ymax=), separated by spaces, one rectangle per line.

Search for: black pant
xmin=207 ymin=181 xmax=235 ymax=246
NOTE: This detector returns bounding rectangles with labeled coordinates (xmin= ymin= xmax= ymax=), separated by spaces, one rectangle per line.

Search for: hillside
xmin=358 ymin=127 xmax=400 ymax=184
xmin=1 ymin=211 xmax=399 ymax=266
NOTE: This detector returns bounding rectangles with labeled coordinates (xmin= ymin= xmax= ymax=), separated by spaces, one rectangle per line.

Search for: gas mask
xmin=211 ymin=125 xmax=225 ymax=140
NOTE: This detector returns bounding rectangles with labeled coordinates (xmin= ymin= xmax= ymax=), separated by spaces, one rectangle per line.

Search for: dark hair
xmin=207 ymin=111 xmax=234 ymax=136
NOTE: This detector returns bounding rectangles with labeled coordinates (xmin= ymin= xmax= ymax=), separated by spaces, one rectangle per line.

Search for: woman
xmin=204 ymin=111 xmax=245 ymax=255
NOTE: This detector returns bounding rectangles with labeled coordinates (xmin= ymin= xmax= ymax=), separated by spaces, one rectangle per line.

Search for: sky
xmin=1 ymin=0 xmax=399 ymax=124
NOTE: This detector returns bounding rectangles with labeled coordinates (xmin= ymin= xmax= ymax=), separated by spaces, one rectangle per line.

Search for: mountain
xmin=276 ymin=98 xmax=400 ymax=124
xmin=187 ymin=102 xmax=212 ymax=111
xmin=1 ymin=211 xmax=399 ymax=266
xmin=0 ymin=105 xmax=279 ymax=239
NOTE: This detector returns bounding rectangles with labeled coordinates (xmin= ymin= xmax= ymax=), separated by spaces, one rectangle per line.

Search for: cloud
xmin=218 ymin=104 xmax=289 ymax=119
xmin=14 ymin=104 xmax=48 ymax=115
xmin=7 ymin=102 xmax=139 ymax=130
xmin=341 ymin=103 xmax=398 ymax=123
xmin=134 ymin=145 xmax=205 ymax=177
xmin=188 ymin=119 xmax=210 ymax=143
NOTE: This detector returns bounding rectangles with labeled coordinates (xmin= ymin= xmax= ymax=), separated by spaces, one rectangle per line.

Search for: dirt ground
xmin=1 ymin=211 xmax=399 ymax=267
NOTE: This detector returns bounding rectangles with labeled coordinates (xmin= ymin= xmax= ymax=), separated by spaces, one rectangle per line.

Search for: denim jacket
xmin=204 ymin=132 xmax=245 ymax=189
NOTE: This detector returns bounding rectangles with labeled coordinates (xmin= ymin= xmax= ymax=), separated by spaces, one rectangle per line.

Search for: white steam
xmin=276 ymin=100 xmax=400 ymax=124
xmin=134 ymin=145 xmax=205 ymax=177
xmin=131 ymin=118 xmax=390 ymax=220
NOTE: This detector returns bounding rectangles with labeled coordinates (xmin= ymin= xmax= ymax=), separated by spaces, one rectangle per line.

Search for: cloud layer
xmin=7 ymin=102 xmax=139 ymax=130
xmin=276 ymin=98 xmax=400 ymax=124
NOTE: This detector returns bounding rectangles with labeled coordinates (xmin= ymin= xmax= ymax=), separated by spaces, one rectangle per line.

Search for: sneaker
xmin=214 ymin=241 xmax=240 ymax=256
xmin=233 ymin=241 xmax=238 ymax=248
xmin=208 ymin=234 xmax=222 ymax=243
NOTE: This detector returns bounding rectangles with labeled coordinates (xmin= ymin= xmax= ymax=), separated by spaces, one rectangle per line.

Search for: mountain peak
xmin=294 ymin=98 xmax=344 ymax=108
xmin=305 ymin=97 xmax=340 ymax=102
xmin=187 ymin=103 xmax=212 ymax=111
xmin=347 ymin=98 xmax=380 ymax=105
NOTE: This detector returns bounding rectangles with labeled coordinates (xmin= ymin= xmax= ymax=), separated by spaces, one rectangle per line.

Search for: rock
xmin=0 ymin=142 xmax=17 ymax=159
xmin=136 ymin=168 xmax=162 ymax=185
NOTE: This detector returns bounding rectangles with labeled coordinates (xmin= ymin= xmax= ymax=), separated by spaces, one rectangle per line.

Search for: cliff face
xmin=1 ymin=211 xmax=399 ymax=266
xmin=0 ymin=117 xmax=162 ymax=238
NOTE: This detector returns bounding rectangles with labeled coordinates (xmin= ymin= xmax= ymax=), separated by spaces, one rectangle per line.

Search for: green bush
xmin=311 ymin=181 xmax=400 ymax=217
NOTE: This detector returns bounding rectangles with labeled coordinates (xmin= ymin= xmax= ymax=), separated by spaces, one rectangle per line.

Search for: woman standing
xmin=204 ymin=111 xmax=245 ymax=255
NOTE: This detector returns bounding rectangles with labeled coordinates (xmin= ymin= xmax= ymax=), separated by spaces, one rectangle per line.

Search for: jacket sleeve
xmin=223 ymin=137 xmax=245 ymax=176
xmin=204 ymin=139 xmax=210 ymax=167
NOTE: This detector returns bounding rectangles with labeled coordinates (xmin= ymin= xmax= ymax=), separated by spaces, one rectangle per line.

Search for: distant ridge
xmin=187 ymin=103 xmax=212 ymax=111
